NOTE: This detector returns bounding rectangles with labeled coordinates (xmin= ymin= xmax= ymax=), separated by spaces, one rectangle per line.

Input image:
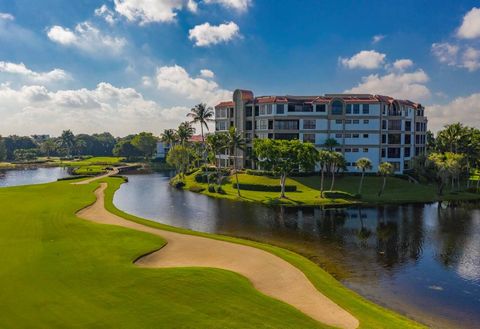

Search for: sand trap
xmin=77 ymin=183 xmax=359 ymax=329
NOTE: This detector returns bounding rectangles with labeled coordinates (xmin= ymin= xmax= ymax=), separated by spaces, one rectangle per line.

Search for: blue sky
xmin=0 ymin=0 xmax=480 ymax=135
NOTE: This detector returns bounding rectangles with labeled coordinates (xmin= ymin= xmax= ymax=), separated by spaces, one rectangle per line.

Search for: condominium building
xmin=214 ymin=89 xmax=427 ymax=173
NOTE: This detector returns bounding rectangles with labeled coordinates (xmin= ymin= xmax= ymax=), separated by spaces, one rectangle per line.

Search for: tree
xmin=206 ymin=133 xmax=228 ymax=185
xmin=356 ymin=157 xmax=372 ymax=195
xmin=58 ymin=130 xmax=76 ymax=157
xmin=177 ymin=122 xmax=195 ymax=146
xmin=131 ymin=132 xmax=157 ymax=159
xmin=329 ymin=152 xmax=345 ymax=191
xmin=323 ymin=138 xmax=339 ymax=151
xmin=428 ymin=153 xmax=450 ymax=195
xmin=317 ymin=150 xmax=331 ymax=197
xmin=0 ymin=136 xmax=6 ymax=161
xmin=167 ymin=145 xmax=191 ymax=178
xmin=378 ymin=162 xmax=394 ymax=196
xmin=40 ymin=139 xmax=57 ymax=158
xmin=113 ymin=140 xmax=142 ymax=160
xmin=436 ymin=123 xmax=467 ymax=153
xmin=14 ymin=149 xmax=38 ymax=162
xmin=226 ymin=127 xmax=246 ymax=197
xmin=254 ymin=139 xmax=317 ymax=198
xmin=160 ymin=129 xmax=178 ymax=149
xmin=187 ymin=103 xmax=214 ymax=144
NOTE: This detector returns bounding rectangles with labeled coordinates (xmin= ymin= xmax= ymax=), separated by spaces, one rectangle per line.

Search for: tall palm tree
xmin=177 ymin=122 xmax=195 ymax=146
xmin=329 ymin=152 xmax=344 ymax=191
xmin=323 ymin=138 xmax=340 ymax=151
xmin=206 ymin=133 xmax=228 ymax=185
xmin=58 ymin=130 xmax=75 ymax=157
xmin=356 ymin=157 xmax=372 ymax=194
xmin=187 ymin=103 xmax=214 ymax=144
xmin=226 ymin=127 xmax=246 ymax=197
xmin=378 ymin=162 xmax=394 ymax=196
xmin=317 ymin=150 xmax=331 ymax=197
xmin=160 ymin=129 xmax=178 ymax=149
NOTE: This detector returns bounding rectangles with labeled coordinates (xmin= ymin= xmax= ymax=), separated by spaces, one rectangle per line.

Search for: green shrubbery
xmin=170 ymin=177 xmax=185 ymax=189
xmin=232 ymin=183 xmax=297 ymax=192
xmin=188 ymin=184 xmax=205 ymax=193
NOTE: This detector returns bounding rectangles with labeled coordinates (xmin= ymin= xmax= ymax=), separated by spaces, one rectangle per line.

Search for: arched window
xmin=331 ymin=100 xmax=343 ymax=115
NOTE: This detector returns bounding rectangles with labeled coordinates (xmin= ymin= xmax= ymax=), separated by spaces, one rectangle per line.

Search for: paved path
xmin=77 ymin=183 xmax=359 ymax=329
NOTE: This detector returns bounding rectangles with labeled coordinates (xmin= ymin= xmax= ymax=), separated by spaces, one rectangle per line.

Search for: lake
xmin=0 ymin=167 xmax=70 ymax=187
xmin=113 ymin=172 xmax=480 ymax=329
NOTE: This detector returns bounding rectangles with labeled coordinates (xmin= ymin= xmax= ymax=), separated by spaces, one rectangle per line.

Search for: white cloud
xmin=462 ymin=47 xmax=480 ymax=71
xmin=0 ymin=61 xmax=70 ymax=83
xmin=346 ymin=69 xmax=430 ymax=101
xmin=147 ymin=64 xmax=231 ymax=105
xmin=392 ymin=59 xmax=414 ymax=71
xmin=187 ymin=0 xmax=198 ymax=12
xmin=457 ymin=7 xmax=480 ymax=39
xmin=95 ymin=5 xmax=117 ymax=25
xmin=0 ymin=82 xmax=189 ymax=136
xmin=203 ymin=0 xmax=251 ymax=12
xmin=340 ymin=50 xmax=386 ymax=69
xmin=188 ymin=21 xmax=240 ymax=46
xmin=372 ymin=34 xmax=385 ymax=44
xmin=432 ymin=42 xmax=459 ymax=65
xmin=0 ymin=12 xmax=14 ymax=21
xmin=199 ymin=69 xmax=215 ymax=78
xmin=427 ymin=92 xmax=480 ymax=132
xmin=46 ymin=22 xmax=126 ymax=55
xmin=113 ymin=0 xmax=184 ymax=24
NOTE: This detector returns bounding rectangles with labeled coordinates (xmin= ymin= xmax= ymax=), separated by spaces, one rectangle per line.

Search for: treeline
xmin=0 ymin=130 xmax=158 ymax=162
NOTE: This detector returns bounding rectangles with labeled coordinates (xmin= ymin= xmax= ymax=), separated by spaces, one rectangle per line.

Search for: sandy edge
xmin=77 ymin=182 xmax=359 ymax=329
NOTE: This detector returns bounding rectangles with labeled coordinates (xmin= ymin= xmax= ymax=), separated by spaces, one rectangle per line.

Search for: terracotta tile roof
xmin=189 ymin=135 xmax=203 ymax=143
xmin=215 ymin=101 xmax=234 ymax=108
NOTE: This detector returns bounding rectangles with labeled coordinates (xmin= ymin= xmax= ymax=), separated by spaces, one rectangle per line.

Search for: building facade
xmin=214 ymin=89 xmax=427 ymax=173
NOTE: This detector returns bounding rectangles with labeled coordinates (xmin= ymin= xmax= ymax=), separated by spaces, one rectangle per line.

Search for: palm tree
xmin=356 ymin=157 xmax=372 ymax=195
xmin=317 ymin=150 xmax=331 ymax=197
xmin=323 ymin=138 xmax=340 ymax=151
xmin=226 ymin=127 xmax=246 ymax=197
xmin=177 ymin=122 xmax=195 ymax=146
xmin=329 ymin=152 xmax=344 ymax=191
xmin=378 ymin=162 xmax=394 ymax=196
xmin=206 ymin=133 xmax=228 ymax=185
xmin=40 ymin=139 xmax=57 ymax=158
xmin=160 ymin=129 xmax=178 ymax=149
xmin=59 ymin=130 xmax=75 ymax=157
xmin=187 ymin=103 xmax=214 ymax=144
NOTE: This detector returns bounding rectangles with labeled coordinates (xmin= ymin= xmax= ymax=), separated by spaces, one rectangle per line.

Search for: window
xmin=352 ymin=133 xmax=359 ymax=138
xmin=345 ymin=119 xmax=352 ymax=124
xmin=405 ymin=134 xmax=411 ymax=144
xmin=331 ymin=100 xmax=343 ymax=115
xmin=353 ymin=104 xmax=360 ymax=114
xmin=256 ymin=133 xmax=268 ymax=139
xmin=216 ymin=121 xmax=227 ymax=131
xmin=345 ymin=133 xmax=352 ymax=138
xmin=316 ymin=104 xmax=326 ymax=112
xmin=388 ymin=134 xmax=401 ymax=144
xmin=404 ymin=147 xmax=411 ymax=157
xmin=387 ymin=147 xmax=401 ymax=158
xmin=303 ymin=119 xmax=316 ymax=129
xmin=275 ymin=133 xmax=299 ymax=140
xmin=392 ymin=162 xmax=401 ymax=172
xmin=276 ymin=104 xmax=285 ymax=114
xmin=303 ymin=133 xmax=315 ymax=143
xmin=388 ymin=120 xmax=402 ymax=130
xmin=256 ymin=119 xmax=268 ymax=130
xmin=335 ymin=148 xmax=342 ymax=152
xmin=363 ymin=148 xmax=369 ymax=152
xmin=255 ymin=106 xmax=259 ymax=116
xmin=353 ymin=119 xmax=359 ymax=124
xmin=352 ymin=148 xmax=359 ymax=153
xmin=215 ymin=108 xmax=227 ymax=118
xmin=364 ymin=119 xmax=369 ymax=124
xmin=274 ymin=120 xmax=299 ymax=130
xmin=382 ymin=134 xmax=387 ymax=143
xmin=335 ymin=119 xmax=343 ymax=124
xmin=268 ymin=120 xmax=273 ymax=129
xmin=245 ymin=107 xmax=253 ymax=117
xmin=382 ymin=120 xmax=387 ymax=129
xmin=302 ymin=104 xmax=313 ymax=112
xmin=381 ymin=148 xmax=386 ymax=157
xmin=335 ymin=133 xmax=343 ymax=138
xmin=260 ymin=104 xmax=273 ymax=115
xmin=245 ymin=133 xmax=252 ymax=141
xmin=363 ymin=104 xmax=370 ymax=114
xmin=345 ymin=148 xmax=351 ymax=152
xmin=405 ymin=121 xmax=411 ymax=131
xmin=246 ymin=121 xmax=253 ymax=130
xmin=346 ymin=104 xmax=352 ymax=114
xmin=363 ymin=134 xmax=369 ymax=138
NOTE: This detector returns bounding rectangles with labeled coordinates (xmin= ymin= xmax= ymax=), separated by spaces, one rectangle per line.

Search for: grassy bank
xmin=61 ymin=156 xmax=126 ymax=175
xmin=181 ymin=170 xmax=480 ymax=206
xmin=0 ymin=179 xmax=332 ymax=328
xmin=103 ymin=177 xmax=425 ymax=328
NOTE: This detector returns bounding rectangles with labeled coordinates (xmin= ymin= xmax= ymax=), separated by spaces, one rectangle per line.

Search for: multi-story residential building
xmin=214 ymin=89 xmax=427 ymax=173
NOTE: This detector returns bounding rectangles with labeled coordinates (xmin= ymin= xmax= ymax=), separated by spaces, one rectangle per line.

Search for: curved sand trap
xmin=77 ymin=183 xmax=359 ymax=329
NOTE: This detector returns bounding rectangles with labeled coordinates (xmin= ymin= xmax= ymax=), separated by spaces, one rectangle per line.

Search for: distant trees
xmin=226 ymin=127 xmax=246 ymax=197
xmin=177 ymin=122 xmax=196 ymax=146
xmin=0 ymin=136 xmax=6 ymax=161
xmin=160 ymin=129 xmax=178 ymax=149
xmin=58 ymin=130 xmax=76 ymax=157
xmin=131 ymin=132 xmax=157 ymax=159
xmin=14 ymin=149 xmax=38 ymax=162
xmin=167 ymin=145 xmax=191 ymax=178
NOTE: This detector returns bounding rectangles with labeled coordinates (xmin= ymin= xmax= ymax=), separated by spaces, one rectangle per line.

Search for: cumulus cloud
xmin=0 ymin=12 xmax=14 ymax=21
xmin=145 ymin=64 xmax=231 ymax=105
xmin=203 ymin=0 xmax=251 ymax=12
xmin=113 ymin=0 xmax=184 ymax=24
xmin=457 ymin=7 xmax=480 ymax=39
xmin=199 ymin=69 xmax=215 ymax=78
xmin=0 ymin=82 xmax=189 ymax=136
xmin=188 ymin=21 xmax=240 ymax=46
xmin=462 ymin=47 xmax=480 ymax=71
xmin=187 ymin=0 xmax=198 ymax=12
xmin=431 ymin=42 xmax=480 ymax=71
xmin=346 ymin=69 xmax=430 ymax=101
xmin=427 ymin=92 xmax=480 ymax=132
xmin=46 ymin=22 xmax=126 ymax=55
xmin=340 ymin=50 xmax=386 ymax=69
xmin=392 ymin=59 xmax=414 ymax=71
xmin=372 ymin=34 xmax=385 ymax=44
xmin=95 ymin=5 xmax=117 ymax=25
xmin=0 ymin=61 xmax=70 ymax=83
xmin=432 ymin=42 xmax=459 ymax=65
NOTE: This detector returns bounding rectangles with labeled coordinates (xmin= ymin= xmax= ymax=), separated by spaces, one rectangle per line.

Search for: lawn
xmin=183 ymin=171 xmax=480 ymax=206
xmin=61 ymin=156 xmax=126 ymax=175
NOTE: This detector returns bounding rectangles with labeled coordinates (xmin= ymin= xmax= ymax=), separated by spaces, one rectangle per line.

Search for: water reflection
xmin=0 ymin=167 xmax=70 ymax=187
xmin=114 ymin=172 xmax=480 ymax=329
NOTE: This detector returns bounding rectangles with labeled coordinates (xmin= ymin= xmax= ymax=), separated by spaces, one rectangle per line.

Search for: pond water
xmin=113 ymin=172 xmax=480 ymax=329
xmin=0 ymin=167 xmax=70 ymax=187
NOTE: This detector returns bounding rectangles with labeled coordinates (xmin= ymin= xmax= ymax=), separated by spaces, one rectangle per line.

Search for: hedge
xmin=232 ymin=183 xmax=297 ymax=192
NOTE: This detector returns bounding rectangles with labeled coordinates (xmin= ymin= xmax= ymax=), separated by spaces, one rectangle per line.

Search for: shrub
xmin=216 ymin=186 xmax=226 ymax=194
xmin=170 ymin=177 xmax=185 ymax=189
xmin=208 ymin=184 xmax=216 ymax=193
xmin=189 ymin=184 xmax=205 ymax=193
xmin=232 ymin=183 xmax=297 ymax=192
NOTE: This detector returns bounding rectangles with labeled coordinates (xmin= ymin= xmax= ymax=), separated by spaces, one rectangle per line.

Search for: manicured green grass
xmin=103 ymin=177 xmax=426 ymax=329
xmin=0 ymin=179 xmax=333 ymax=328
xmin=183 ymin=171 xmax=480 ymax=206
xmin=62 ymin=157 xmax=126 ymax=175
